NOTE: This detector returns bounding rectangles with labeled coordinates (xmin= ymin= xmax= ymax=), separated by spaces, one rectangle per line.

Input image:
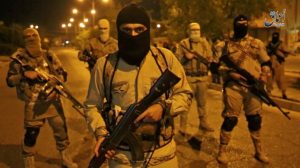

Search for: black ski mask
xmin=116 ymin=4 xmax=150 ymax=66
xmin=233 ymin=15 xmax=248 ymax=39
xmin=272 ymin=32 xmax=280 ymax=43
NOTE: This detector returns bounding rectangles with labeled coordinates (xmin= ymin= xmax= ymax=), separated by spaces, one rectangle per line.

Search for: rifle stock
xmin=88 ymin=69 xmax=181 ymax=168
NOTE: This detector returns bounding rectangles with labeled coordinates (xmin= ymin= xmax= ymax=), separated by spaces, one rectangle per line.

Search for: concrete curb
xmin=209 ymin=83 xmax=300 ymax=112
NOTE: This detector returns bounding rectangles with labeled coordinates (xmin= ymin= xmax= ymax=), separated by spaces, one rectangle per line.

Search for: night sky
xmin=0 ymin=0 xmax=73 ymax=31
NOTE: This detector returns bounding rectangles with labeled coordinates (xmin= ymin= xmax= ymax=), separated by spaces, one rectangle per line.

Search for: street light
xmin=91 ymin=9 xmax=96 ymax=26
xmin=91 ymin=9 xmax=96 ymax=14
xmin=68 ymin=23 xmax=72 ymax=27
xmin=79 ymin=22 xmax=86 ymax=28
xmin=84 ymin=18 xmax=89 ymax=23
xmin=30 ymin=24 xmax=39 ymax=29
xmin=102 ymin=0 xmax=109 ymax=3
xmin=72 ymin=8 xmax=78 ymax=15
xmin=61 ymin=23 xmax=66 ymax=28
xmin=156 ymin=23 xmax=161 ymax=29
xmin=70 ymin=18 xmax=74 ymax=23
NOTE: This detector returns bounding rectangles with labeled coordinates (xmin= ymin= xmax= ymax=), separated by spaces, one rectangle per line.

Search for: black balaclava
xmin=233 ymin=15 xmax=248 ymax=39
xmin=272 ymin=32 xmax=280 ymax=43
xmin=116 ymin=4 xmax=150 ymax=66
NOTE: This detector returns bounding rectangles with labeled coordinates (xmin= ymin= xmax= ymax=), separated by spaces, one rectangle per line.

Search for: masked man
xmin=78 ymin=18 xmax=118 ymax=71
xmin=6 ymin=28 xmax=77 ymax=168
xmin=216 ymin=15 xmax=271 ymax=164
xmin=84 ymin=4 xmax=192 ymax=168
xmin=176 ymin=22 xmax=214 ymax=135
xmin=266 ymin=32 xmax=290 ymax=99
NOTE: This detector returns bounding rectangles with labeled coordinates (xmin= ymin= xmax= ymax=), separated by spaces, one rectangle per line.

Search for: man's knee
xmin=221 ymin=117 xmax=238 ymax=131
xmin=246 ymin=114 xmax=262 ymax=131
xmin=24 ymin=127 xmax=40 ymax=147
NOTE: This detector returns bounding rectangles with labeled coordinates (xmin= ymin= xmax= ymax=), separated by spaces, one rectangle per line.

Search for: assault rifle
xmin=88 ymin=69 xmax=181 ymax=168
xmin=179 ymin=44 xmax=210 ymax=67
xmin=220 ymin=54 xmax=291 ymax=120
xmin=82 ymin=49 xmax=97 ymax=70
xmin=10 ymin=56 xmax=85 ymax=116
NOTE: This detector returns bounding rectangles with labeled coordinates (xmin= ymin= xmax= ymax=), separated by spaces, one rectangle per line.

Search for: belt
xmin=117 ymin=135 xmax=172 ymax=152
xmin=186 ymin=72 xmax=208 ymax=77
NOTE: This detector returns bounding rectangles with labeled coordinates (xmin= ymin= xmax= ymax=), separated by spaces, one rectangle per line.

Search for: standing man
xmin=6 ymin=28 xmax=77 ymax=168
xmin=78 ymin=18 xmax=118 ymax=71
xmin=216 ymin=15 xmax=271 ymax=164
xmin=176 ymin=22 xmax=214 ymax=134
xmin=84 ymin=4 xmax=192 ymax=167
xmin=266 ymin=32 xmax=290 ymax=99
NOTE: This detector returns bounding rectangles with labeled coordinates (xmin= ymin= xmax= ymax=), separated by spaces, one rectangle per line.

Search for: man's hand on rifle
xmin=185 ymin=52 xmax=195 ymax=60
xmin=94 ymin=137 xmax=116 ymax=159
xmin=259 ymin=75 xmax=268 ymax=84
xmin=229 ymin=72 xmax=247 ymax=82
xmin=24 ymin=71 xmax=39 ymax=79
xmin=134 ymin=103 xmax=163 ymax=123
xmin=259 ymin=66 xmax=271 ymax=84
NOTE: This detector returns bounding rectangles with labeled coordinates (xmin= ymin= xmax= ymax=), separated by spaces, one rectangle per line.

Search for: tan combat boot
xmin=60 ymin=150 xmax=78 ymax=168
xmin=217 ymin=144 xmax=228 ymax=164
xmin=199 ymin=117 xmax=214 ymax=132
xmin=217 ymin=130 xmax=231 ymax=164
xmin=23 ymin=156 xmax=35 ymax=168
xmin=250 ymin=131 xmax=269 ymax=163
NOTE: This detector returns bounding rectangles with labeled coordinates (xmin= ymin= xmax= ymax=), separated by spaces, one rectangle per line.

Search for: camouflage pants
xmin=180 ymin=77 xmax=208 ymax=131
xmin=108 ymin=139 xmax=178 ymax=168
xmin=22 ymin=99 xmax=70 ymax=156
xmin=267 ymin=60 xmax=286 ymax=92
xmin=222 ymin=83 xmax=262 ymax=117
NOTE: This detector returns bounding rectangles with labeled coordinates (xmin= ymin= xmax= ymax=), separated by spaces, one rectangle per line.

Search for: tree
xmin=159 ymin=0 xmax=274 ymax=41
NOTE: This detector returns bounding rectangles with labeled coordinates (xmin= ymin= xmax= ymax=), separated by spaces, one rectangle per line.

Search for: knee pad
xmin=246 ymin=114 xmax=262 ymax=131
xmin=221 ymin=117 xmax=238 ymax=132
xmin=24 ymin=127 xmax=40 ymax=147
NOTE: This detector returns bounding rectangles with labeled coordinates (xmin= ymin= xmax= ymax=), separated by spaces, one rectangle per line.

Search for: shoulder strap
xmin=102 ymin=54 xmax=120 ymax=103
xmin=188 ymin=39 xmax=193 ymax=50
xmin=150 ymin=47 xmax=169 ymax=99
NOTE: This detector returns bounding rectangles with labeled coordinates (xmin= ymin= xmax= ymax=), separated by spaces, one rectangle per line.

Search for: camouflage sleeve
xmin=256 ymin=39 xmax=271 ymax=64
xmin=84 ymin=57 xmax=107 ymax=136
xmin=6 ymin=51 xmax=24 ymax=87
xmin=175 ymin=40 xmax=188 ymax=64
xmin=6 ymin=60 xmax=23 ymax=87
xmin=256 ymin=39 xmax=271 ymax=75
xmin=163 ymin=48 xmax=193 ymax=116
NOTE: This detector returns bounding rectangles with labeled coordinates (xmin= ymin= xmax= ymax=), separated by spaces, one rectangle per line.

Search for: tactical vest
xmin=182 ymin=39 xmax=209 ymax=76
xmin=7 ymin=49 xmax=65 ymax=101
xmin=101 ymin=47 xmax=174 ymax=152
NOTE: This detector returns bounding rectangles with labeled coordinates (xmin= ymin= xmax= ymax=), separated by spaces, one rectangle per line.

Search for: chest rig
xmin=101 ymin=47 xmax=174 ymax=154
xmin=12 ymin=49 xmax=63 ymax=101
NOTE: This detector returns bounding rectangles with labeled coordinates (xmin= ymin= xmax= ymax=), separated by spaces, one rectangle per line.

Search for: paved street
xmin=0 ymin=47 xmax=300 ymax=168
